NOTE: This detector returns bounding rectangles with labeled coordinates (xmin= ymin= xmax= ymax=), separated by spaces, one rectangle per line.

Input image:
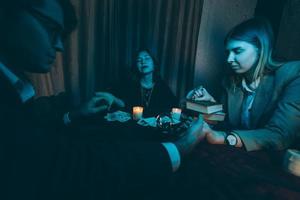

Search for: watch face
xmin=227 ymin=134 xmax=237 ymax=146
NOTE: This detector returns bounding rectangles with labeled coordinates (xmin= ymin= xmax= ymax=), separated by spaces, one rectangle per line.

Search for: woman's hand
xmin=203 ymin=123 xmax=243 ymax=147
xmin=186 ymin=86 xmax=216 ymax=102
xmin=202 ymin=122 xmax=226 ymax=145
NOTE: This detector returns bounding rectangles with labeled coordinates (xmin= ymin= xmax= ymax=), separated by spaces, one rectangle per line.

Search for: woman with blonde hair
xmin=187 ymin=17 xmax=300 ymax=151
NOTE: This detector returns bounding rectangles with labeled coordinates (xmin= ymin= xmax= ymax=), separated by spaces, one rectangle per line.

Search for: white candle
xmin=171 ymin=108 xmax=182 ymax=121
xmin=132 ymin=106 xmax=144 ymax=120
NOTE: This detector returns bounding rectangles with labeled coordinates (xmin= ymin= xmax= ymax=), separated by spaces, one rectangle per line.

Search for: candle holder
xmin=171 ymin=108 xmax=182 ymax=121
xmin=132 ymin=106 xmax=144 ymax=120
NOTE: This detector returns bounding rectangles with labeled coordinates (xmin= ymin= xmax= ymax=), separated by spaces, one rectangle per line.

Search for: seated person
xmin=165 ymin=17 xmax=300 ymax=200
xmin=0 ymin=1 xmax=206 ymax=199
xmin=187 ymin=17 xmax=300 ymax=151
xmin=110 ymin=49 xmax=178 ymax=117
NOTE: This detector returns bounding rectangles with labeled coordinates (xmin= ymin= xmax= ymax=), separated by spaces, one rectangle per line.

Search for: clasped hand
xmin=174 ymin=115 xmax=227 ymax=156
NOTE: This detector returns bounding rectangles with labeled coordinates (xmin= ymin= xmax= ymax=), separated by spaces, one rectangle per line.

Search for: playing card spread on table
xmin=137 ymin=117 xmax=157 ymax=127
xmin=104 ymin=111 xmax=131 ymax=122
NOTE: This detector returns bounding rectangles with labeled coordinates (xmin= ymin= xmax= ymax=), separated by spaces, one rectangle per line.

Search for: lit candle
xmin=132 ymin=106 xmax=144 ymax=120
xmin=171 ymin=108 xmax=182 ymax=121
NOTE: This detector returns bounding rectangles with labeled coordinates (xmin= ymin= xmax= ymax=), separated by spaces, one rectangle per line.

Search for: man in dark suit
xmin=0 ymin=1 xmax=205 ymax=199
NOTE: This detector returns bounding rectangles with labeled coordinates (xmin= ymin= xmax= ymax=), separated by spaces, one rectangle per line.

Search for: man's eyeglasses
xmin=28 ymin=8 xmax=64 ymax=44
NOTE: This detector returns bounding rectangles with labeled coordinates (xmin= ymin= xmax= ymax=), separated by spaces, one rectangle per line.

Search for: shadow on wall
xmin=193 ymin=0 xmax=258 ymax=100
xmin=195 ymin=25 xmax=228 ymax=100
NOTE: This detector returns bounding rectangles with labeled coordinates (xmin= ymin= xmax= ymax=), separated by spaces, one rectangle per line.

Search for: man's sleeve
xmin=5 ymin=139 xmax=173 ymax=199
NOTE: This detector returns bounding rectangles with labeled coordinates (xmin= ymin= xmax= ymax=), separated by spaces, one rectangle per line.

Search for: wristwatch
xmin=225 ymin=132 xmax=238 ymax=146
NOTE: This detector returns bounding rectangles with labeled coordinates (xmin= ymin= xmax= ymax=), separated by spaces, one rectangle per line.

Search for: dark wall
xmin=255 ymin=0 xmax=300 ymax=60
xmin=255 ymin=0 xmax=286 ymax=39
xmin=275 ymin=0 xmax=300 ymax=60
xmin=193 ymin=0 xmax=257 ymax=99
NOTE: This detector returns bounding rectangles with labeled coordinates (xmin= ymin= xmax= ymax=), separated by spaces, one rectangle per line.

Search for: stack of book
xmin=186 ymin=100 xmax=225 ymax=121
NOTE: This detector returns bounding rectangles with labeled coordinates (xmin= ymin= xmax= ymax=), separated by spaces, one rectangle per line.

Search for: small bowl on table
xmin=155 ymin=112 xmax=186 ymax=140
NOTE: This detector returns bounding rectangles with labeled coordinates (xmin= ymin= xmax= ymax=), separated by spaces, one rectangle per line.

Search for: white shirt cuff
xmin=63 ymin=112 xmax=72 ymax=125
xmin=161 ymin=142 xmax=181 ymax=172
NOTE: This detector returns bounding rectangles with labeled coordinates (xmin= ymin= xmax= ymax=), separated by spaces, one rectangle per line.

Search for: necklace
xmin=141 ymin=84 xmax=155 ymax=107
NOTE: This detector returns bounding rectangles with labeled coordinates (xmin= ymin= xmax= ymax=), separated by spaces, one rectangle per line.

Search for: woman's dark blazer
xmin=222 ymin=61 xmax=300 ymax=151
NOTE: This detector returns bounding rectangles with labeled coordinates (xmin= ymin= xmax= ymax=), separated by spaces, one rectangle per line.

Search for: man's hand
xmin=94 ymin=92 xmax=125 ymax=111
xmin=173 ymin=115 xmax=205 ymax=156
xmin=69 ymin=92 xmax=125 ymax=121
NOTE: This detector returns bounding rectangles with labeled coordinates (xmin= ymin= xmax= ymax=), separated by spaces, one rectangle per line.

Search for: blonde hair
xmin=225 ymin=17 xmax=283 ymax=83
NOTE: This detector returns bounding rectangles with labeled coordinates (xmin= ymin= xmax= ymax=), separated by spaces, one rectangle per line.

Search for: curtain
xmin=30 ymin=0 xmax=204 ymax=106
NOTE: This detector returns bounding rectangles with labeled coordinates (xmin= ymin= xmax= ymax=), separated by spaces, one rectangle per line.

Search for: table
xmin=166 ymin=143 xmax=300 ymax=200
xmin=69 ymin=114 xmax=300 ymax=200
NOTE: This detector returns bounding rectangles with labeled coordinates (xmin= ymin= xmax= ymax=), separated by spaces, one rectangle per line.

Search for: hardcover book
xmin=203 ymin=111 xmax=225 ymax=121
xmin=186 ymin=100 xmax=223 ymax=114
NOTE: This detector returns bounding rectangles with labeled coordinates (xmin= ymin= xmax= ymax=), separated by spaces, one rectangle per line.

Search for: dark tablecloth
xmin=69 ymin=116 xmax=300 ymax=200
xmin=166 ymin=143 xmax=300 ymax=200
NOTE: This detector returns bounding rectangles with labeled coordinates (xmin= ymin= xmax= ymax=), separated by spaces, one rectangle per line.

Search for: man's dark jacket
xmin=0 ymin=75 xmax=172 ymax=200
